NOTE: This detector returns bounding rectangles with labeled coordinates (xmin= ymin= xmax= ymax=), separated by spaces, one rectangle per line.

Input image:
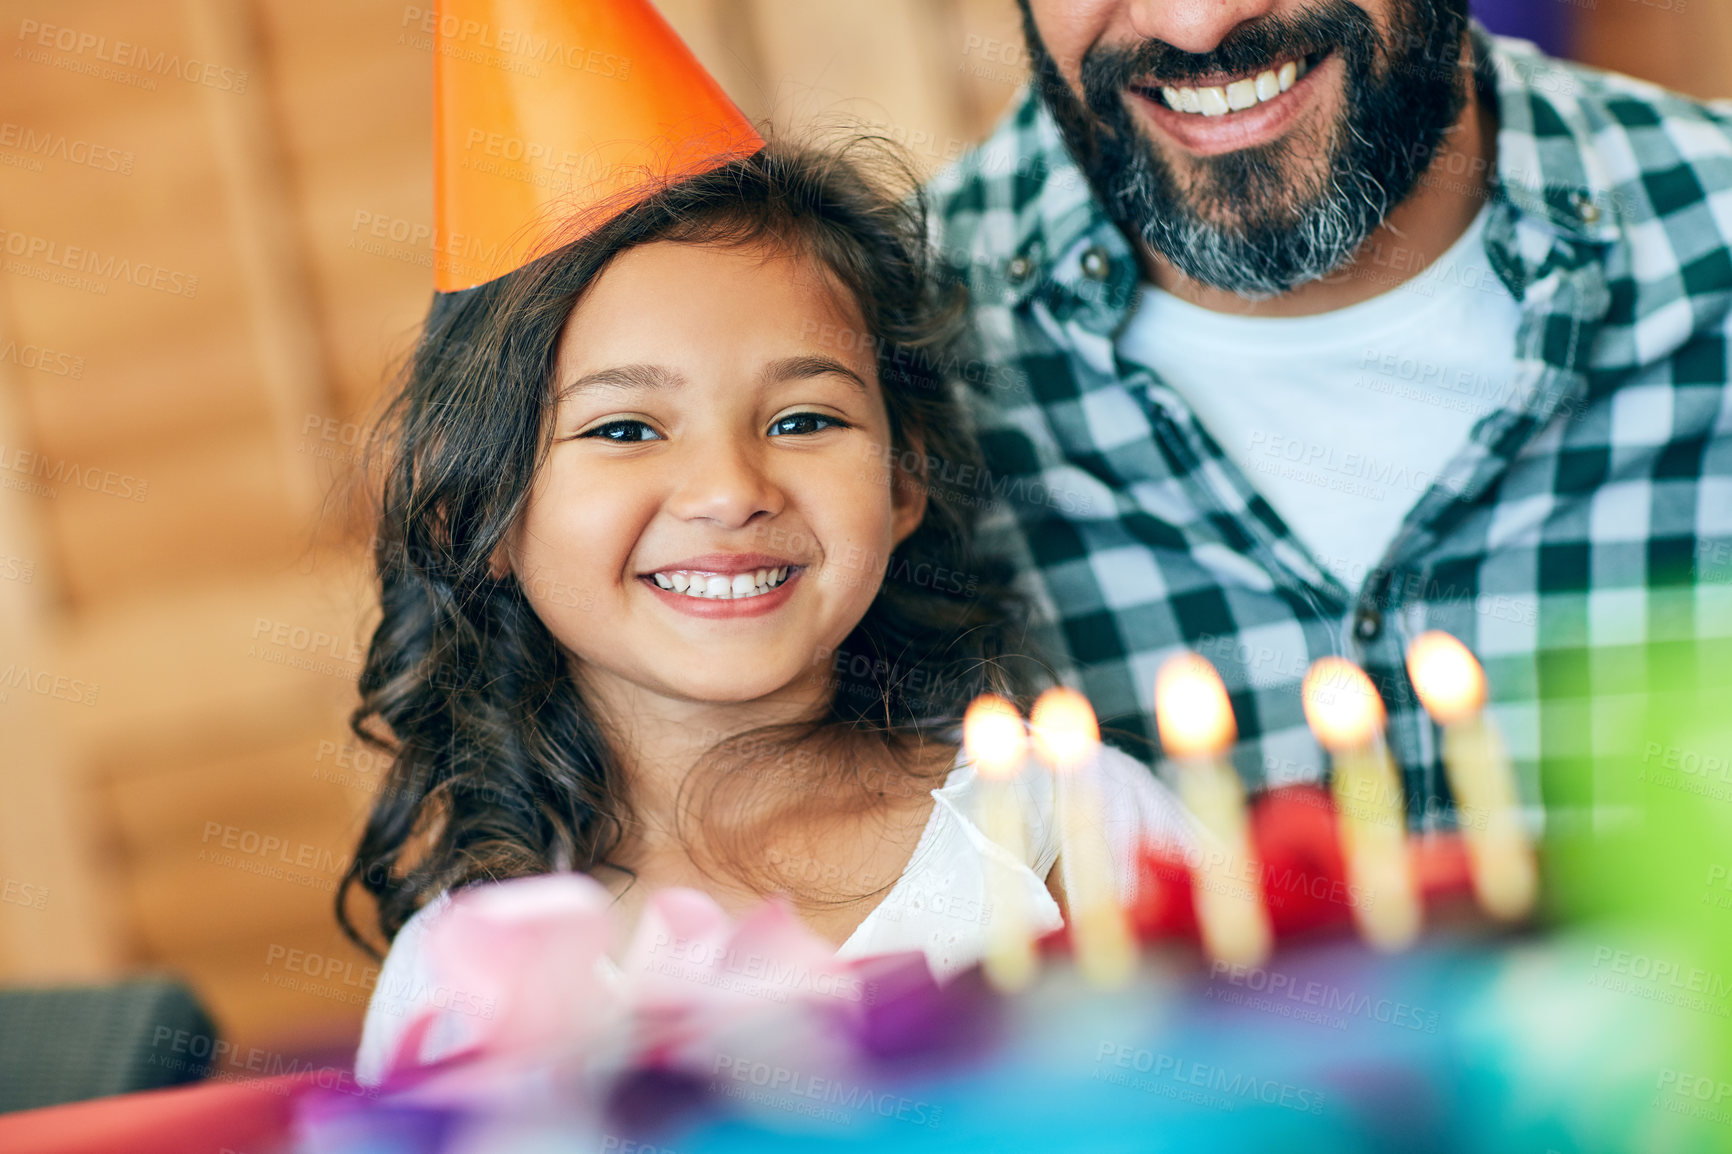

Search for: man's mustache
xmin=1079 ymin=2 xmax=1374 ymax=105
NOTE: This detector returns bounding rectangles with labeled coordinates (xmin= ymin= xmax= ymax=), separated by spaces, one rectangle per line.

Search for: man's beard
xmin=1021 ymin=0 xmax=1472 ymax=298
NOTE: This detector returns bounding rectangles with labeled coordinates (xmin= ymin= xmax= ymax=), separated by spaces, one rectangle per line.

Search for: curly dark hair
xmin=337 ymin=142 xmax=1040 ymax=955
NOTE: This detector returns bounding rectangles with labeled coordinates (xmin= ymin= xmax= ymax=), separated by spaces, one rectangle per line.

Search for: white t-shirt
xmin=353 ymin=743 xmax=1197 ymax=1085
xmin=1116 ymin=205 xmax=1522 ymax=588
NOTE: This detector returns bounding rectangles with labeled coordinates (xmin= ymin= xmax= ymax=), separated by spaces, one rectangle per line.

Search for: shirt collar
xmin=964 ymin=92 xmax=1132 ymax=313
xmin=1475 ymin=25 xmax=1622 ymax=245
xmin=981 ymin=21 xmax=1619 ymax=315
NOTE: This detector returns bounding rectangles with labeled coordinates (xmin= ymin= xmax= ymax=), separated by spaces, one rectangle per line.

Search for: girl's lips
xmin=1128 ymin=50 xmax=1336 ymax=158
xmin=640 ymin=566 xmax=803 ymax=619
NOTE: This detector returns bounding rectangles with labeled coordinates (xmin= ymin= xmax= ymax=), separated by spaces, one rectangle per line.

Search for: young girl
xmin=341 ymin=143 xmax=1194 ymax=1084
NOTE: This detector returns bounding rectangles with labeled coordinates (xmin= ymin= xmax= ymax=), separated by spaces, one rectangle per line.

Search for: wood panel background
xmin=0 ymin=0 xmax=1723 ymax=1059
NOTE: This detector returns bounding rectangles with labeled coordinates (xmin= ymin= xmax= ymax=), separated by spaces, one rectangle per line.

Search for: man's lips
xmin=1126 ymin=49 xmax=1336 ymax=157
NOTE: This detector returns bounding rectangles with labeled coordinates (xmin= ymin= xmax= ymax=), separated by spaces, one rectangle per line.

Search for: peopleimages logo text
xmin=0 ymin=229 xmax=198 ymax=297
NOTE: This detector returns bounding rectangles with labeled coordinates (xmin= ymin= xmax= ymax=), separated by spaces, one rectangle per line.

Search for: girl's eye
xmin=768 ymin=412 xmax=847 ymax=437
xmin=580 ymin=419 xmax=663 ymax=443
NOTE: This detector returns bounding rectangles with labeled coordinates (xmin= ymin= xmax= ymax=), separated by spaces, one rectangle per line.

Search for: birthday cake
xmin=287 ymin=810 xmax=1709 ymax=1154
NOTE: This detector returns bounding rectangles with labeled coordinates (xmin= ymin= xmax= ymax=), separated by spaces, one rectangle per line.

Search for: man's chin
xmin=1129 ymin=151 xmax=1327 ymax=248
xmin=1128 ymin=169 xmax=1362 ymax=298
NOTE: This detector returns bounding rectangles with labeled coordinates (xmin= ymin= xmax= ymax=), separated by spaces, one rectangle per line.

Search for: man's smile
xmin=1125 ymin=50 xmax=1339 ymax=157
xmin=1134 ymin=51 xmax=1325 ymax=117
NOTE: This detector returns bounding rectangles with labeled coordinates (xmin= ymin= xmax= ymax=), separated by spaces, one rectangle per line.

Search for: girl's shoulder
xmin=354 ymin=892 xmax=455 ymax=1085
xmin=938 ymin=736 xmax=1197 ymax=872
xmin=1091 ymin=741 xmax=1197 ymax=852
xmin=843 ymin=736 xmax=1197 ymax=973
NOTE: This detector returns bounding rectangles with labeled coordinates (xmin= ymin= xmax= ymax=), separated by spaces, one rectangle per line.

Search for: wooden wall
xmin=0 ymin=0 xmax=1723 ymax=1058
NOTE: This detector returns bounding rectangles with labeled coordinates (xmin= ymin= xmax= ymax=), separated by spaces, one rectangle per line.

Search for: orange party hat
xmin=431 ymin=0 xmax=764 ymax=292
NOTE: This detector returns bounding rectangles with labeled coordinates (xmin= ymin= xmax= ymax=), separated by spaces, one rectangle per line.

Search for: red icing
xmin=1127 ymin=785 xmax=1476 ymax=947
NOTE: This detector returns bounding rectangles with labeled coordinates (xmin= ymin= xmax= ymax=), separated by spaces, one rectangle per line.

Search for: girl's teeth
xmin=1160 ymin=59 xmax=1306 ymax=117
xmin=649 ymin=567 xmax=793 ymax=600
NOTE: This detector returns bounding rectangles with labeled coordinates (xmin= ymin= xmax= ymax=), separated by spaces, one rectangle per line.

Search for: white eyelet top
xmin=354 ymin=742 xmax=1195 ymax=1084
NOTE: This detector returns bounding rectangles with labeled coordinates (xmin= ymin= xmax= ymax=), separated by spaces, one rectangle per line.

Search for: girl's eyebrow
xmin=558 ymin=355 xmax=866 ymax=401
xmin=558 ymin=362 xmax=683 ymax=400
xmin=762 ymin=354 xmax=868 ymax=394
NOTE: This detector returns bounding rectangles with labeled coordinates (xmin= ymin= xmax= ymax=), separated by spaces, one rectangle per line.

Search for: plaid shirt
xmin=927 ymin=28 xmax=1732 ymax=827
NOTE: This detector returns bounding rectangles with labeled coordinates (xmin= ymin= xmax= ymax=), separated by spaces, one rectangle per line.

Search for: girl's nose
xmin=664 ymin=437 xmax=784 ymax=529
xmin=1124 ymin=0 xmax=1283 ymax=56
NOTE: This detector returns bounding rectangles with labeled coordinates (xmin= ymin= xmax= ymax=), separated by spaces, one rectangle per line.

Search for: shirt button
xmin=1007 ymin=255 xmax=1033 ymax=284
xmin=1571 ymin=191 xmax=1602 ymax=224
xmin=1353 ymin=606 xmax=1383 ymax=642
xmin=1080 ymin=245 xmax=1111 ymax=281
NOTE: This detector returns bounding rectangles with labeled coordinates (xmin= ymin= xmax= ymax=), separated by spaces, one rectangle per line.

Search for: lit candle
xmin=1405 ymin=631 xmax=1536 ymax=921
xmin=1300 ymin=657 xmax=1421 ymax=951
xmin=963 ymin=694 xmax=1038 ymax=992
xmin=1029 ymin=687 xmax=1135 ymax=987
xmin=1154 ymin=653 xmax=1272 ymax=968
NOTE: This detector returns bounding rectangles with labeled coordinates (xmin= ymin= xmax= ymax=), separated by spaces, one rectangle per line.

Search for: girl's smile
xmin=638 ymin=552 xmax=804 ymax=618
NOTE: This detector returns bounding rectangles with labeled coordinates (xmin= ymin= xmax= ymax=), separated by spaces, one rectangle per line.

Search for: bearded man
xmin=930 ymin=2 xmax=1732 ymax=826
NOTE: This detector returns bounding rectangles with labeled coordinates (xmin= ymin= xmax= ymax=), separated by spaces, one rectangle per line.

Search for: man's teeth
xmin=651 ymin=567 xmax=791 ymax=599
xmin=1159 ymin=59 xmax=1305 ymax=117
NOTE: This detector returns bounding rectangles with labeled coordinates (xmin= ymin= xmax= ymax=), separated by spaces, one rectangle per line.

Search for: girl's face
xmin=508 ymin=239 xmax=925 ymax=713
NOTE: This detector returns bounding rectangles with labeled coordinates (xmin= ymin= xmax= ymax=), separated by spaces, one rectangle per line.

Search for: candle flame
xmin=1029 ymin=687 xmax=1100 ymax=773
xmin=1405 ymin=631 xmax=1486 ymax=726
xmin=1154 ymin=652 xmax=1237 ymax=758
xmin=964 ymin=694 xmax=1027 ymax=781
xmin=1301 ymin=657 xmax=1386 ymax=752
